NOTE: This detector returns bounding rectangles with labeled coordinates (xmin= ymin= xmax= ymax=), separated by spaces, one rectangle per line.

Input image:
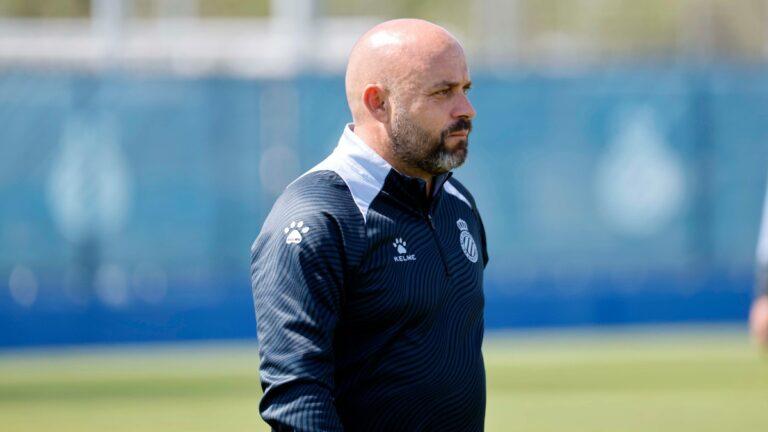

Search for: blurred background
xmin=1 ymin=1 xmax=768 ymax=431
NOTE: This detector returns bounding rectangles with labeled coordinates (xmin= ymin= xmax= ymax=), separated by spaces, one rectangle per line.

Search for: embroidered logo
xmin=393 ymin=238 xmax=416 ymax=262
xmin=456 ymin=219 xmax=478 ymax=263
xmin=284 ymin=221 xmax=309 ymax=244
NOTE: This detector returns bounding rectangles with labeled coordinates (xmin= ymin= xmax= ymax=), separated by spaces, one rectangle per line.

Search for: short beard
xmin=390 ymin=110 xmax=471 ymax=176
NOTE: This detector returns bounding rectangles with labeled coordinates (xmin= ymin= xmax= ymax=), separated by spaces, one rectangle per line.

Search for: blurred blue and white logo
xmin=47 ymin=112 xmax=132 ymax=243
xmin=595 ymin=107 xmax=686 ymax=237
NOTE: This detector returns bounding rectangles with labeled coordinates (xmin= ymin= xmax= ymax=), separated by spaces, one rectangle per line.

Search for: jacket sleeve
xmin=474 ymin=206 xmax=489 ymax=269
xmin=445 ymin=178 xmax=490 ymax=269
xmin=756 ymin=179 xmax=768 ymax=297
xmin=250 ymin=195 xmax=347 ymax=432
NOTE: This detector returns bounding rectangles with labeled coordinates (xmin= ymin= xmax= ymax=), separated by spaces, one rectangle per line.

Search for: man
xmin=750 ymin=178 xmax=768 ymax=348
xmin=250 ymin=19 xmax=487 ymax=431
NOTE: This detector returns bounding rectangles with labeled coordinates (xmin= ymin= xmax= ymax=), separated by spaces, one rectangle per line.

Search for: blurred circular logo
xmin=595 ymin=107 xmax=685 ymax=237
xmin=47 ymin=112 xmax=132 ymax=242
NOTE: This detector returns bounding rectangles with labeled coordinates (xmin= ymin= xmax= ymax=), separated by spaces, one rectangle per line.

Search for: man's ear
xmin=362 ymin=84 xmax=389 ymax=123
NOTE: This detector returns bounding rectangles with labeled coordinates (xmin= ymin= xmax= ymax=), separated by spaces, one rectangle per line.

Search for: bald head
xmin=345 ymin=19 xmax=466 ymax=124
xmin=343 ymin=19 xmax=475 ymax=182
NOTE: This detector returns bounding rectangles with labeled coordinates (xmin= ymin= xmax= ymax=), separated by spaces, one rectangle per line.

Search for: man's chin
xmin=449 ymin=142 xmax=468 ymax=160
xmin=438 ymin=148 xmax=468 ymax=173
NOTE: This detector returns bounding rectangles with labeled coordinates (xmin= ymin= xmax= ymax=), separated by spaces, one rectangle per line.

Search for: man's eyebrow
xmin=430 ymin=80 xmax=472 ymax=90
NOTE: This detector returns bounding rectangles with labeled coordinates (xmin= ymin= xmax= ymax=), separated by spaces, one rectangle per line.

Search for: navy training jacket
xmin=250 ymin=124 xmax=488 ymax=431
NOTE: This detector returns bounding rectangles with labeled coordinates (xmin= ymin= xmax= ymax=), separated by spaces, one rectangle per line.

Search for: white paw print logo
xmin=393 ymin=238 xmax=407 ymax=254
xmin=284 ymin=220 xmax=309 ymax=244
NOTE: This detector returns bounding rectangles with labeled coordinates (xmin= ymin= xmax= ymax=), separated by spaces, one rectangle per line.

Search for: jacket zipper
xmin=426 ymin=212 xmax=451 ymax=277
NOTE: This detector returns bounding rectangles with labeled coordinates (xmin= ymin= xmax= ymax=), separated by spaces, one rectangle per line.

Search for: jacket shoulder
xmin=279 ymin=170 xmax=361 ymax=216
xmin=253 ymin=170 xmax=367 ymax=266
xmin=445 ymin=177 xmax=479 ymax=210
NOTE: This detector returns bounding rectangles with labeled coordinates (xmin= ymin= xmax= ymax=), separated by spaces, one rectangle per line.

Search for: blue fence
xmin=1 ymin=67 xmax=767 ymax=347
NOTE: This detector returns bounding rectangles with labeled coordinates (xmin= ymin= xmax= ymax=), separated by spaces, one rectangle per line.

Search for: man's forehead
xmin=419 ymin=54 xmax=471 ymax=88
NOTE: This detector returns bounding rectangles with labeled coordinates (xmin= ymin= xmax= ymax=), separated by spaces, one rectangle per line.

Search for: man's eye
xmin=463 ymin=87 xmax=471 ymax=95
xmin=435 ymin=88 xmax=451 ymax=96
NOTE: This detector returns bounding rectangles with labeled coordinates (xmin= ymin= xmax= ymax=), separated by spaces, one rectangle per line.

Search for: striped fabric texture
xmin=250 ymin=125 xmax=488 ymax=431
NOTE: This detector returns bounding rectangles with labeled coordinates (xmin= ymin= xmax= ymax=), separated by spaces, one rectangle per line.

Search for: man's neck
xmin=352 ymin=124 xmax=433 ymax=195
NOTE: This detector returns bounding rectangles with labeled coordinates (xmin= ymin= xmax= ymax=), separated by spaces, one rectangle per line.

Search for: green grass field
xmin=1 ymin=326 xmax=767 ymax=431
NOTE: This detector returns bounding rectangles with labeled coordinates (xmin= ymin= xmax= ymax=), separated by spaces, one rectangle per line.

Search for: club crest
xmin=456 ymin=219 xmax=478 ymax=263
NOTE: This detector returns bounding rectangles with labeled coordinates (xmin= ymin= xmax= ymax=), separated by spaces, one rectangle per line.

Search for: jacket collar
xmin=340 ymin=124 xmax=452 ymax=215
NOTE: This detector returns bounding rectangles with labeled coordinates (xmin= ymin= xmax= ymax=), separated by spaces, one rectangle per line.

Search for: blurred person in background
xmin=751 ymin=178 xmax=768 ymax=349
xmin=249 ymin=19 xmax=487 ymax=431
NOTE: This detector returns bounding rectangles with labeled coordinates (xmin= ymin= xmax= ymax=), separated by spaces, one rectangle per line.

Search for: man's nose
xmin=453 ymin=93 xmax=476 ymax=120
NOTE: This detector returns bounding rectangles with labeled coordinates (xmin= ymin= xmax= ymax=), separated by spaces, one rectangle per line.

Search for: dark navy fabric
xmin=250 ymin=127 xmax=488 ymax=432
